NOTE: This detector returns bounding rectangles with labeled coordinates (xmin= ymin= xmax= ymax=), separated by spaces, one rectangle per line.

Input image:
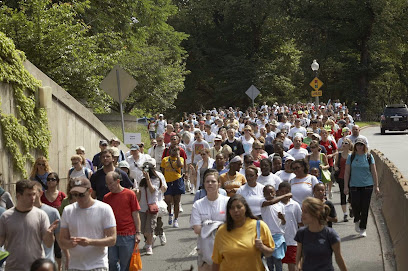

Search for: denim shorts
xmin=164 ymin=178 xmax=185 ymax=196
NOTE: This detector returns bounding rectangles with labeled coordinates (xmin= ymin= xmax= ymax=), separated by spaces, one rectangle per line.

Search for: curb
xmin=370 ymin=194 xmax=397 ymax=270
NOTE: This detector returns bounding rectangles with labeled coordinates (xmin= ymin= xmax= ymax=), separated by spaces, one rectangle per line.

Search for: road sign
xmin=245 ymin=85 xmax=260 ymax=106
xmin=311 ymin=90 xmax=322 ymax=97
xmin=100 ymin=65 xmax=138 ymax=103
xmin=309 ymin=77 xmax=323 ymax=90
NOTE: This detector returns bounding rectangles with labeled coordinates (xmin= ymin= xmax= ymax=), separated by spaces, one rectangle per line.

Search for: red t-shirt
xmin=288 ymin=143 xmax=308 ymax=150
xmin=41 ymin=191 xmax=67 ymax=209
xmin=319 ymin=139 xmax=337 ymax=166
xmin=338 ymin=156 xmax=347 ymax=179
xmin=163 ymin=132 xmax=177 ymax=144
xmin=103 ymin=188 xmax=141 ymax=236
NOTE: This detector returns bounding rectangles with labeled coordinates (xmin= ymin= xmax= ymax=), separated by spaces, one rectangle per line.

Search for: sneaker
xmin=152 ymin=235 xmax=157 ymax=246
xmin=146 ymin=246 xmax=153 ymax=255
xmin=329 ymin=191 xmax=333 ymax=199
xmin=179 ymin=203 xmax=184 ymax=213
xmin=173 ymin=219 xmax=179 ymax=228
xmin=168 ymin=214 xmax=174 ymax=225
xmin=0 ymin=250 xmax=9 ymax=266
xmin=343 ymin=214 xmax=348 ymax=222
xmin=160 ymin=233 xmax=167 ymax=245
xmin=354 ymin=222 xmax=360 ymax=233
xmin=360 ymin=229 xmax=367 ymax=237
xmin=332 ymin=182 xmax=336 ymax=187
xmin=143 ymin=243 xmax=149 ymax=250
xmin=349 ymin=208 xmax=354 ymax=218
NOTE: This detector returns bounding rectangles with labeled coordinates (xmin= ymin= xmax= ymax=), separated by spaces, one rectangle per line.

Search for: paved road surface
xmin=140 ymin=186 xmax=385 ymax=271
xmin=361 ymin=126 xmax=408 ymax=179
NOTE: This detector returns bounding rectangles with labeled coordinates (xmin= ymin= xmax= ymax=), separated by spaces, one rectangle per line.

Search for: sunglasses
xmin=47 ymin=178 xmax=57 ymax=182
xmin=343 ymin=142 xmax=350 ymax=145
xmin=37 ymin=163 xmax=45 ymax=166
xmin=292 ymin=166 xmax=302 ymax=170
xmin=71 ymin=189 xmax=88 ymax=198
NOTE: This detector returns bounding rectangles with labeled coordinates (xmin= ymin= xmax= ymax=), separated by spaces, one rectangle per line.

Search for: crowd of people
xmin=0 ymin=100 xmax=380 ymax=271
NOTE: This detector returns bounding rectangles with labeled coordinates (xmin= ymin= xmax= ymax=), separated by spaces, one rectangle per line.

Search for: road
xmin=140 ymin=188 xmax=386 ymax=271
xmin=361 ymin=126 xmax=408 ymax=179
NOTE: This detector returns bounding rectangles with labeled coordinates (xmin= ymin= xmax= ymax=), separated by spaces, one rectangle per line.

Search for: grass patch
xmin=105 ymin=123 xmax=152 ymax=153
xmin=356 ymin=121 xmax=380 ymax=128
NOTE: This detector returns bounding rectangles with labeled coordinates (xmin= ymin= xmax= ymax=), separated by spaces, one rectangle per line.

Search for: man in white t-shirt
xmin=288 ymin=119 xmax=307 ymax=140
xmin=60 ymin=178 xmax=117 ymax=270
xmin=155 ymin=114 xmax=167 ymax=135
xmin=203 ymin=123 xmax=216 ymax=148
xmin=346 ymin=125 xmax=369 ymax=148
xmin=287 ymin=135 xmax=308 ymax=160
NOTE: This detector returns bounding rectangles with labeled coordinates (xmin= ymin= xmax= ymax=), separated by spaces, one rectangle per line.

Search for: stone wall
xmin=371 ymin=149 xmax=408 ymax=271
xmin=0 ymin=61 xmax=127 ymax=197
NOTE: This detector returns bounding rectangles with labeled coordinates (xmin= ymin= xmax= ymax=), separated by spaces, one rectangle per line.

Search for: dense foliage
xmin=1 ymin=0 xmax=408 ymax=120
xmin=0 ymin=0 xmax=188 ymax=114
xmin=170 ymin=0 xmax=408 ymax=119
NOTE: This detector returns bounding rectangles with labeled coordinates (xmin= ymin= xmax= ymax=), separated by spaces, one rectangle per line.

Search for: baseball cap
xmin=355 ymin=137 xmax=367 ymax=146
xmin=130 ymin=144 xmax=140 ymax=151
xmin=76 ymin=146 xmax=85 ymax=152
xmin=118 ymin=160 xmax=130 ymax=169
xmin=109 ymin=147 xmax=120 ymax=157
xmin=312 ymin=133 xmax=321 ymax=140
xmin=143 ymin=157 xmax=157 ymax=168
xmin=159 ymin=114 xmax=164 ymax=117
xmin=286 ymin=155 xmax=295 ymax=161
xmin=99 ymin=140 xmax=108 ymax=146
xmin=214 ymin=135 xmax=222 ymax=141
xmin=270 ymin=120 xmax=278 ymax=126
xmin=70 ymin=178 xmax=91 ymax=194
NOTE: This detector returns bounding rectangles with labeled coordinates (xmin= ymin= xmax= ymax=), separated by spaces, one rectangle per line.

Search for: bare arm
xmin=296 ymin=242 xmax=303 ymax=270
xmin=370 ymin=163 xmax=380 ymax=195
xmin=343 ymin=164 xmax=351 ymax=195
xmin=193 ymin=225 xmax=202 ymax=235
xmin=255 ymin=238 xmax=274 ymax=257
xmin=43 ymin=220 xmax=59 ymax=248
xmin=73 ymin=227 xmax=117 ymax=247
xmin=132 ymin=211 xmax=141 ymax=243
xmin=321 ymin=154 xmax=330 ymax=170
xmin=332 ymin=242 xmax=348 ymax=271
xmin=261 ymin=193 xmax=292 ymax=207
xmin=59 ymin=228 xmax=76 ymax=250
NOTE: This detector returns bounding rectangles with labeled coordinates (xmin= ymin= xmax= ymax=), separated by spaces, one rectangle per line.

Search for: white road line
xmin=188 ymin=246 xmax=197 ymax=256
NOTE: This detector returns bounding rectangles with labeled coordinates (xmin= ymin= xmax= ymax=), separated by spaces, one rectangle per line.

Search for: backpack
xmin=69 ymin=167 xmax=90 ymax=179
xmin=350 ymin=153 xmax=372 ymax=165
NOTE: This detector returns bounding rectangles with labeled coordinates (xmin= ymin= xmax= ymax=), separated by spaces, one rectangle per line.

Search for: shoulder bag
xmin=145 ymin=187 xmax=158 ymax=214
xmin=320 ymin=153 xmax=331 ymax=184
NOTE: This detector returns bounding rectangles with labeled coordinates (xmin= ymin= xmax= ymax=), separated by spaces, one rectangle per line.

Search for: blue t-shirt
xmin=294 ymin=226 xmax=340 ymax=271
xmin=40 ymin=204 xmax=61 ymax=262
xmin=346 ymin=153 xmax=375 ymax=187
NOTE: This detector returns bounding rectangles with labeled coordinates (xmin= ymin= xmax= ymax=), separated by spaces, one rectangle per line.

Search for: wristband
xmin=135 ymin=231 xmax=141 ymax=234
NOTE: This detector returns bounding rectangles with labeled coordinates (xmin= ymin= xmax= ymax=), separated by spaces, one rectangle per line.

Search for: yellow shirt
xmin=212 ymin=218 xmax=275 ymax=271
xmin=161 ymin=156 xmax=184 ymax=182
xmin=219 ymin=172 xmax=246 ymax=196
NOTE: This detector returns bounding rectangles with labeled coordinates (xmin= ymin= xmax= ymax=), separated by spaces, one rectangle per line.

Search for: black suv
xmin=380 ymin=104 xmax=408 ymax=134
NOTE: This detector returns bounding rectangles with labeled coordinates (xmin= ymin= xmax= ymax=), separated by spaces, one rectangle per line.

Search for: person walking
xmin=104 ymin=171 xmax=141 ymax=270
xmin=59 ymin=177 xmax=117 ymax=270
xmin=344 ymin=138 xmax=380 ymax=237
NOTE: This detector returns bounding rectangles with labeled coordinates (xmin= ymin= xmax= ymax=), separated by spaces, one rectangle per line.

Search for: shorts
xmin=164 ymin=178 xmax=185 ymax=196
xmin=282 ymin=245 xmax=297 ymax=264
xmin=140 ymin=211 xmax=157 ymax=234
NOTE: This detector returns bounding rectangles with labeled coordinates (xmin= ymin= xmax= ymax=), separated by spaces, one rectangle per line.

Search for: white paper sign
xmin=124 ymin=133 xmax=141 ymax=145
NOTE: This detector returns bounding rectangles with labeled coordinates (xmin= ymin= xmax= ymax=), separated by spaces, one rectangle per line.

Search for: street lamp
xmin=311 ymin=60 xmax=319 ymax=107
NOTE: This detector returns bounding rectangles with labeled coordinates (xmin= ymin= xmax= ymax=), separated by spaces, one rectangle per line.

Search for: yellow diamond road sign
xmin=309 ymin=77 xmax=323 ymax=90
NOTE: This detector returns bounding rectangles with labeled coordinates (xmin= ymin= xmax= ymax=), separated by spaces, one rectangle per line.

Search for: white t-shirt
xmin=283 ymin=138 xmax=293 ymax=150
xmin=287 ymin=148 xmax=309 ymax=160
xmin=156 ymin=119 xmax=167 ymax=135
xmin=127 ymin=154 xmax=151 ymax=184
xmin=61 ymin=200 xmax=116 ymax=270
xmin=275 ymin=170 xmax=296 ymax=183
xmin=236 ymin=183 xmax=265 ymax=216
xmin=139 ymin=174 xmax=163 ymax=212
xmin=288 ymin=127 xmax=307 ymax=138
xmin=203 ymin=132 xmax=217 ymax=148
xmin=69 ymin=167 xmax=90 ymax=179
xmin=289 ymin=175 xmax=320 ymax=204
xmin=257 ymin=174 xmax=282 ymax=191
xmin=278 ymin=122 xmax=292 ymax=132
xmin=260 ymin=201 xmax=285 ymax=234
xmin=190 ymin=195 xmax=230 ymax=227
xmin=282 ymin=199 xmax=302 ymax=246
xmin=241 ymin=136 xmax=254 ymax=155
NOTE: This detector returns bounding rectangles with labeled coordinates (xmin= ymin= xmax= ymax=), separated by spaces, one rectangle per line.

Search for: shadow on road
xmin=165 ymin=256 xmax=196 ymax=263
xmin=341 ymin=234 xmax=362 ymax=242
xmin=373 ymin=132 xmax=408 ymax=136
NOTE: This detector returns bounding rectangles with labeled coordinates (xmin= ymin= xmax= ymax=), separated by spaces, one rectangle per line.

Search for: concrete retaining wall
xmin=0 ymin=61 xmax=127 ymax=197
xmin=371 ymin=149 xmax=408 ymax=271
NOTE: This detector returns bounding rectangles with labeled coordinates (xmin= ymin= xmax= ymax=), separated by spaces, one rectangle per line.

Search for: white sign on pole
xmin=245 ymin=85 xmax=260 ymax=106
xmin=99 ymin=65 xmax=138 ymax=103
xmin=124 ymin=133 xmax=142 ymax=145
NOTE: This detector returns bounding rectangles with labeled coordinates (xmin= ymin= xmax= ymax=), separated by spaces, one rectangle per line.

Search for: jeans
xmin=108 ymin=235 xmax=135 ymax=271
xmin=350 ymin=185 xmax=373 ymax=229
xmin=267 ymin=256 xmax=283 ymax=271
